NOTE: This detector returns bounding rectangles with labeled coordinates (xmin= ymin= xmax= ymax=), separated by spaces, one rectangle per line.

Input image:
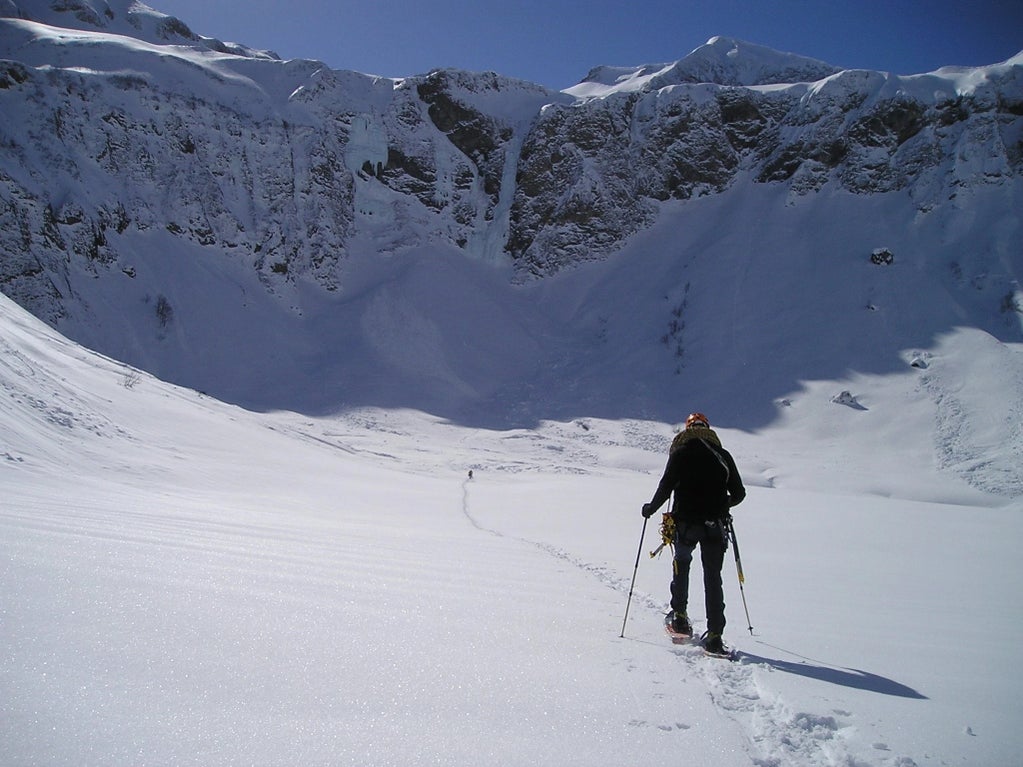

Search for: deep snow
xmin=2 ymin=275 xmax=1021 ymax=766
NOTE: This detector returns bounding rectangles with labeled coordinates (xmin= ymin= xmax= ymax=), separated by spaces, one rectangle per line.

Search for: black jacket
xmin=649 ymin=435 xmax=745 ymax=523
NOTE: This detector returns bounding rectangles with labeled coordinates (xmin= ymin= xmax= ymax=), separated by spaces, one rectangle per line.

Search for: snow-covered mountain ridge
xmin=0 ymin=0 xmax=277 ymax=59
xmin=3 ymin=1 xmax=1020 ymax=293
xmin=567 ymin=35 xmax=843 ymax=95
xmin=1 ymin=0 xmax=1022 ymax=499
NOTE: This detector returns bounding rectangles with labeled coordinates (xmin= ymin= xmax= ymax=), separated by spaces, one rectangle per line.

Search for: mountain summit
xmin=567 ymin=36 xmax=842 ymax=97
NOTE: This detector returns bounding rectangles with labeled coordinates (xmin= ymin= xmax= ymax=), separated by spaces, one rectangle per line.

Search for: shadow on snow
xmin=742 ymin=644 xmax=927 ymax=699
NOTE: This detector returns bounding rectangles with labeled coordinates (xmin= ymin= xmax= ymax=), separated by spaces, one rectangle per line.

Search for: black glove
xmin=642 ymin=503 xmax=656 ymax=518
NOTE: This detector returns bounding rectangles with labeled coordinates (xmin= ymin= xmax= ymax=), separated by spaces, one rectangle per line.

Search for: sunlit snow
xmin=2 ymin=3 xmax=1022 ymax=766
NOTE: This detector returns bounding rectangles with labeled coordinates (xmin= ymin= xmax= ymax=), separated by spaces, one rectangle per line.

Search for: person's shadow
xmin=740 ymin=642 xmax=927 ymax=699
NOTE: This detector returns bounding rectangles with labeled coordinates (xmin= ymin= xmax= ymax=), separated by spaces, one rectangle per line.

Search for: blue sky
xmin=152 ymin=0 xmax=1022 ymax=89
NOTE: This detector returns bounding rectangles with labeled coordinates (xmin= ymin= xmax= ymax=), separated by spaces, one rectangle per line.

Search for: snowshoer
xmin=642 ymin=413 xmax=746 ymax=654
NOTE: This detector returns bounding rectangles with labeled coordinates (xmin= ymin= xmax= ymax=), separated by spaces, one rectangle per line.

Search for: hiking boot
xmin=671 ymin=612 xmax=692 ymax=635
xmin=702 ymin=632 xmax=726 ymax=654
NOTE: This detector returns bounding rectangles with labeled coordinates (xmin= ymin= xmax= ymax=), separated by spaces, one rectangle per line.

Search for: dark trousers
xmin=671 ymin=521 xmax=727 ymax=634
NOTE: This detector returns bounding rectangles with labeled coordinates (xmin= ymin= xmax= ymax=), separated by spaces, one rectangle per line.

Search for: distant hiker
xmin=642 ymin=412 xmax=746 ymax=654
xmin=468 ymin=470 xmax=474 ymax=480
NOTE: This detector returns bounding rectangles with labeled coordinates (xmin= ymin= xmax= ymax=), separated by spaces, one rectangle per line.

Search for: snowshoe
xmin=664 ymin=612 xmax=692 ymax=644
xmin=700 ymin=631 xmax=737 ymax=660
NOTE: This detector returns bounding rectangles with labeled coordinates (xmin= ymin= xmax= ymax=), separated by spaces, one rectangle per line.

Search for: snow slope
xmin=2 ymin=283 xmax=1021 ymax=766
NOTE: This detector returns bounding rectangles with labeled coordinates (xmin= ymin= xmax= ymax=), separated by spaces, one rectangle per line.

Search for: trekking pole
xmin=727 ymin=518 xmax=754 ymax=635
xmin=620 ymin=515 xmax=648 ymax=638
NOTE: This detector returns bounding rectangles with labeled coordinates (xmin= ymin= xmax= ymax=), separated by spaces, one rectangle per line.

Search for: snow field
xmin=1 ymin=441 xmax=753 ymax=765
xmin=468 ymin=470 xmax=1023 ymax=767
xmin=2 ymin=269 xmax=1022 ymax=766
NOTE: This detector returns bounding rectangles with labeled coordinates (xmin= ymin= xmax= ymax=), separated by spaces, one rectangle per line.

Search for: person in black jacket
xmin=642 ymin=412 xmax=745 ymax=654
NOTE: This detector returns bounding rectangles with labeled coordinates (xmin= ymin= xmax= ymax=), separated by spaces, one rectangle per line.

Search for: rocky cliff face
xmin=1 ymin=1 xmax=1021 ymax=321
xmin=0 ymin=1 xmax=564 ymax=325
xmin=509 ymin=41 xmax=1023 ymax=274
